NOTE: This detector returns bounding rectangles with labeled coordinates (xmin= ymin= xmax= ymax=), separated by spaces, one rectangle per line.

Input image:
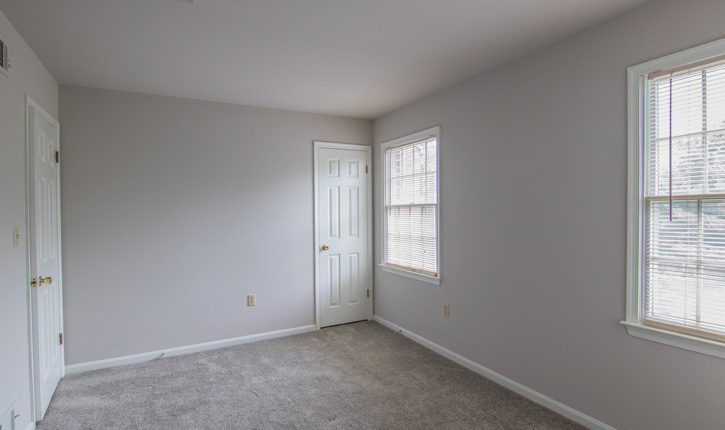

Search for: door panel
xmin=349 ymin=253 xmax=359 ymax=304
xmin=349 ymin=187 xmax=359 ymax=237
xmin=328 ymin=186 xmax=340 ymax=238
xmin=328 ymin=254 xmax=340 ymax=307
xmin=318 ymin=147 xmax=369 ymax=327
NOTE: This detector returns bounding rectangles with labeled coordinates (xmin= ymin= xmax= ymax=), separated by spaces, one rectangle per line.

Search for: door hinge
xmin=59 ymin=333 xmax=63 ymax=345
xmin=55 ymin=151 xmax=59 ymax=163
xmin=366 ymin=165 xmax=368 ymax=174
xmin=31 ymin=278 xmax=37 ymax=288
xmin=367 ymin=289 xmax=370 ymax=298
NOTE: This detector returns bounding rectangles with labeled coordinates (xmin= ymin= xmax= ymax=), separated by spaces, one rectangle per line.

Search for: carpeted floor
xmin=39 ymin=321 xmax=584 ymax=429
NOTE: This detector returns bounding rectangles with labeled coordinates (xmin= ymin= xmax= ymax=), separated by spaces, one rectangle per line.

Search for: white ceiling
xmin=0 ymin=0 xmax=651 ymax=118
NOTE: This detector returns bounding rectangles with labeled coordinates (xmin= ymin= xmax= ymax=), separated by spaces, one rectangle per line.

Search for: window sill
xmin=620 ymin=321 xmax=725 ymax=359
xmin=380 ymin=264 xmax=441 ymax=285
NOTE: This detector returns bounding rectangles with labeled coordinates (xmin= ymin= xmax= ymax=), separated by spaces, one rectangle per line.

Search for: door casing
xmin=25 ymin=95 xmax=65 ymax=422
xmin=313 ymin=141 xmax=373 ymax=330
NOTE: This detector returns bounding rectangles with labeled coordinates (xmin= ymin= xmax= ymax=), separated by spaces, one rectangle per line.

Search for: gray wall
xmin=59 ymin=86 xmax=371 ymax=365
xmin=0 ymin=9 xmax=58 ymax=430
xmin=372 ymin=0 xmax=725 ymax=429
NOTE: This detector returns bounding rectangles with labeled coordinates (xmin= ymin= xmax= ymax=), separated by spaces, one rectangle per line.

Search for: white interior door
xmin=315 ymin=144 xmax=371 ymax=327
xmin=28 ymin=98 xmax=63 ymax=420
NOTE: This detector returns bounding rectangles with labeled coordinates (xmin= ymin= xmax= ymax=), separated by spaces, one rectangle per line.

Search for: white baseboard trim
xmin=25 ymin=422 xmax=36 ymax=430
xmin=65 ymin=324 xmax=317 ymax=375
xmin=372 ymin=315 xmax=615 ymax=430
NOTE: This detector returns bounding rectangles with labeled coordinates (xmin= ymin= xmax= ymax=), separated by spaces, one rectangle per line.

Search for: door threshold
xmin=321 ymin=320 xmax=368 ymax=329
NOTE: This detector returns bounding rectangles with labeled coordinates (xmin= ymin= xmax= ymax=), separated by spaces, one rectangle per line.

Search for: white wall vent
xmin=0 ymin=35 xmax=9 ymax=78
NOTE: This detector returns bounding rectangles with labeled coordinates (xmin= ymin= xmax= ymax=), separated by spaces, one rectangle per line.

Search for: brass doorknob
xmin=38 ymin=276 xmax=52 ymax=285
xmin=321 ymin=244 xmax=329 ymax=251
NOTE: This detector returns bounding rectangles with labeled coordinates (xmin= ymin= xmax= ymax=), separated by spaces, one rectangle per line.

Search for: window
xmin=625 ymin=39 xmax=725 ymax=358
xmin=381 ymin=126 xmax=441 ymax=285
xmin=0 ymin=33 xmax=8 ymax=78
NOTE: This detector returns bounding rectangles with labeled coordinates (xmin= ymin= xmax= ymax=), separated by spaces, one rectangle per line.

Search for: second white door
xmin=316 ymin=145 xmax=371 ymax=327
xmin=28 ymin=98 xmax=64 ymax=420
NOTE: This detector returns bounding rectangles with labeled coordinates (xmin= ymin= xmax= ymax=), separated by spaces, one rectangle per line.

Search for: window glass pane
xmin=703 ymin=200 xmax=725 ymax=261
xmin=386 ymin=137 xmax=437 ymax=205
xmin=413 ymin=140 xmax=427 ymax=175
xmin=708 ymin=134 xmax=725 ymax=193
xmin=647 ymin=200 xmax=698 ymax=261
xmin=645 ymin=197 xmax=725 ymax=334
xmin=648 ymin=64 xmax=725 ymax=196
xmin=700 ymin=266 xmax=725 ymax=334
xmin=385 ymin=205 xmax=437 ymax=274
xmin=646 ymin=260 xmax=699 ymax=327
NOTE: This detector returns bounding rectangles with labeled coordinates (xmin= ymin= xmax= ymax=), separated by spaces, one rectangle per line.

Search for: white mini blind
xmin=384 ymin=135 xmax=438 ymax=276
xmin=645 ymin=58 xmax=725 ymax=339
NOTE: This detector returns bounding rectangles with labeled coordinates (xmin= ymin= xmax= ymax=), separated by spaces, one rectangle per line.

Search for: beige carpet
xmin=38 ymin=321 xmax=585 ymax=429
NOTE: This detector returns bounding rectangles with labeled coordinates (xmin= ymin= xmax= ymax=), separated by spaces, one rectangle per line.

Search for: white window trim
xmin=624 ymin=37 xmax=725 ymax=359
xmin=381 ymin=125 xmax=442 ymax=286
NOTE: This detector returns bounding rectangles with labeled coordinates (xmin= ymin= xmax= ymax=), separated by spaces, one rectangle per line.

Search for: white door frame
xmin=25 ymin=95 xmax=65 ymax=422
xmin=313 ymin=141 xmax=373 ymax=330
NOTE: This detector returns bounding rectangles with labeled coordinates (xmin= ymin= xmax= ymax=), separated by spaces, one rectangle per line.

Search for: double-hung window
xmin=625 ymin=39 xmax=725 ymax=358
xmin=381 ymin=126 xmax=441 ymax=285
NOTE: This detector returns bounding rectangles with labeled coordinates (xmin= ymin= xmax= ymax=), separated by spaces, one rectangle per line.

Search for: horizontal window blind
xmin=645 ymin=59 xmax=725 ymax=339
xmin=385 ymin=136 xmax=438 ymax=276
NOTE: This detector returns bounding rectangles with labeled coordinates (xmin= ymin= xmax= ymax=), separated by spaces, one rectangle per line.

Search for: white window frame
xmin=623 ymin=38 xmax=725 ymax=359
xmin=380 ymin=126 xmax=442 ymax=285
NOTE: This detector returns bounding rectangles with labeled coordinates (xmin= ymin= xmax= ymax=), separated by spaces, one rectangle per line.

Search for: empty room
xmin=2 ymin=0 xmax=725 ymax=429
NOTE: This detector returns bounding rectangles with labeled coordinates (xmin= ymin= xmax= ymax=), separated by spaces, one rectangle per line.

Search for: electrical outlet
xmin=12 ymin=227 xmax=19 ymax=247
xmin=247 ymin=294 xmax=256 ymax=307
xmin=444 ymin=303 xmax=450 ymax=317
